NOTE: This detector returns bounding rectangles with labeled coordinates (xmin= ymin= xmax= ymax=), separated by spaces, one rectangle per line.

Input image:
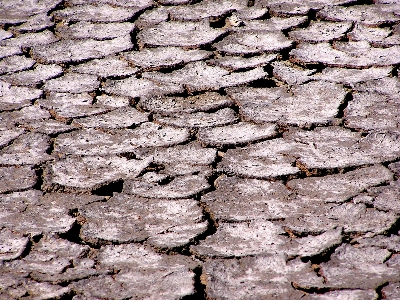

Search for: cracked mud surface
xmin=1 ymin=0 xmax=400 ymax=299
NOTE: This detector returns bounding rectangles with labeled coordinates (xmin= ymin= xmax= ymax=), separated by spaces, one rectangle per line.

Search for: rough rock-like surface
xmin=3 ymin=1 xmax=400 ymax=299
xmin=80 ymin=194 xmax=207 ymax=248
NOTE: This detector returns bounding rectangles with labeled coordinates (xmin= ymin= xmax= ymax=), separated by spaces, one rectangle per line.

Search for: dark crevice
xmin=182 ymin=266 xmax=207 ymax=300
xmin=92 ymin=180 xmax=124 ymax=196
xmin=335 ymin=91 xmax=352 ymax=119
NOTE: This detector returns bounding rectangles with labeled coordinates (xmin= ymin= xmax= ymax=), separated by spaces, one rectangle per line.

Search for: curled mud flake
xmin=139 ymin=92 xmax=234 ymax=115
xmin=295 ymin=244 xmax=400 ymax=290
xmin=168 ymin=0 xmax=247 ymax=21
xmin=0 ymin=0 xmax=61 ymax=24
xmin=95 ymin=94 xmax=130 ymax=108
xmin=56 ymin=22 xmax=136 ymax=41
xmin=52 ymin=4 xmax=141 ymax=23
xmin=124 ymin=174 xmax=210 ymax=199
xmin=0 ymin=29 xmax=12 ymax=41
xmin=44 ymin=73 xmax=99 ymax=94
xmin=135 ymin=142 xmax=217 ymax=166
xmin=70 ymin=57 xmax=138 ymax=78
xmin=388 ymin=161 xmax=400 ymax=177
xmin=103 ymin=77 xmax=184 ymax=99
xmin=353 ymin=77 xmax=400 ymax=98
xmin=304 ymin=290 xmax=379 ymax=300
xmin=0 ymin=128 xmax=25 ymax=148
xmin=3 ymin=236 xmax=100 ymax=284
xmin=0 ymin=105 xmax=51 ymax=127
xmin=218 ymin=138 xmax=302 ymax=178
xmin=135 ymin=6 xmax=172 ymax=29
xmin=32 ymin=36 xmax=133 ymax=64
xmin=282 ymin=202 xmax=398 ymax=235
xmin=0 ymin=30 xmax=58 ymax=48
xmin=284 ymin=126 xmax=400 ymax=169
xmin=290 ymin=42 xmax=400 ymax=68
xmin=289 ymin=21 xmax=352 ymax=43
xmin=54 ymin=123 xmax=189 ymax=156
xmin=0 ymin=81 xmax=43 ymax=111
xmin=191 ymin=221 xmax=287 ymax=257
xmin=143 ymin=61 xmax=267 ymax=92
xmin=382 ymin=282 xmax=400 ymax=299
xmin=0 ymin=132 xmax=52 ymax=166
xmin=72 ymin=267 xmax=195 ymax=300
xmin=0 ymin=56 xmax=35 ymax=75
xmin=1 ymin=64 xmax=63 ymax=87
xmin=237 ymin=16 xmax=308 ymax=32
xmin=80 ymin=194 xmax=207 ymax=248
xmin=37 ymin=92 xmax=110 ymax=120
xmin=154 ymin=107 xmax=238 ymax=128
xmin=208 ymin=54 xmax=277 ymax=71
xmin=0 ymin=191 xmax=75 ymax=237
xmin=287 ymin=165 xmax=393 ymax=203
xmin=231 ymin=81 xmax=346 ymax=127
xmin=236 ymin=6 xmax=268 ymax=20
xmin=12 ymin=13 xmax=54 ymax=33
xmin=123 ymin=47 xmax=211 ymax=70
xmin=198 ymin=122 xmax=277 ymax=147
xmin=0 ymin=165 xmax=37 ymax=193
xmin=0 ymin=228 xmax=29 ymax=262
xmin=356 ymin=234 xmax=400 ymax=252
xmin=0 ymin=46 xmax=22 ymax=59
xmin=272 ymin=61 xmax=316 ymax=85
xmin=312 ymin=67 xmax=391 ymax=85
xmin=214 ymin=30 xmax=293 ymax=55
xmin=43 ymin=155 xmax=152 ymax=193
xmin=73 ymin=107 xmax=149 ymax=129
xmin=201 ymin=175 xmax=293 ymax=221
xmin=344 ymin=92 xmax=400 ymax=134
xmin=204 ymin=255 xmax=319 ymax=300
xmin=138 ymin=21 xmax=226 ymax=48
xmin=367 ymin=180 xmax=400 ymax=214
xmin=317 ymin=4 xmax=400 ymax=27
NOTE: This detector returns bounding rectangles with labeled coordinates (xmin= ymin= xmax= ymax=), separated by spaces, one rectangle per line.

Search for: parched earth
xmin=1 ymin=0 xmax=400 ymax=299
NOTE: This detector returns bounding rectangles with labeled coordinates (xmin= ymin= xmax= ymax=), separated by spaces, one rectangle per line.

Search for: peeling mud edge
xmin=182 ymin=265 xmax=207 ymax=300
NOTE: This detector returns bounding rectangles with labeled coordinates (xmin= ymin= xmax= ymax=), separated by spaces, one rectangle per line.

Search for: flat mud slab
xmin=1 ymin=1 xmax=400 ymax=299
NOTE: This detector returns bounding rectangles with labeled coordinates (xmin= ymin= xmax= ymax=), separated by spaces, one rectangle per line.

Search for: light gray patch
xmin=80 ymin=194 xmax=207 ymax=248
xmin=0 ymin=165 xmax=37 ymax=193
xmin=289 ymin=21 xmax=352 ymax=43
xmin=198 ymin=122 xmax=277 ymax=146
xmin=56 ymin=22 xmax=136 ymax=40
xmin=154 ymin=108 xmax=238 ymax=128
xmin=272 ymin=61 xmax=316 ymax=85
xmin=137 ymin=21 xmax=226 ymax=48
xmin=0 ymin=30 xmax=58 ymax=48
xmin=70 ymin=57 xmax=138 ymax=78
xmin=209 ymin=54 xmax=277 ymax=71
xmin=0 ymin=64 xmax=63 ymax=87
xmin=44 ymin=73 xmax=99 ymax=94
xmin=312 ymin=67 xmax=391 ymax=85
xmin=0 ymin=81 xmax=43 ymax=111
xmin=0 ymin=228 xmax=29 ymax=262
xmin=0 ymin=55 xmax=35 ymax=75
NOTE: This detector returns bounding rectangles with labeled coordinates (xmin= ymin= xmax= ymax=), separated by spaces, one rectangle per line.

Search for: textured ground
xmin=1 ymin=0 xmax=400 ymax=299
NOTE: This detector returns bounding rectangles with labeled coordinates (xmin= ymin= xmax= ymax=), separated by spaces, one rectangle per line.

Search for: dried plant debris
xmin=228 ymin=81 xmax=346 ymax=126
xmin=154 ymin=108 xmax=238 ymax=128
xmin=138 ymin=21 xmax=226 ymax=48
xmin=317 ymin=5 xmax=400 ymax=26
xmin=139 ymin=92 xmax=234 ymax=115
xmin=123 ymin=47 xmax=211 ymax=70
xmin=289 ymin=21 xmax=352 ymax=43
xmin=290 ymin=41 xmax=400 ymax=68
xmin=214 ymin=30 xmax=293 ymax=55
xmin=143 ymin=61 xmax=267 ymax=92
xmin=56 ymin=22 xmax=136 ymax=40
xmin=80 ymin=194 xmax=207 ymax=247
xmin=32 ymin=36 xmax=133 ymax=64
xmin=344 ymin=92 xmax=400 ymax=133
xmin=54 ymin=123 xmax=190 ymax=155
